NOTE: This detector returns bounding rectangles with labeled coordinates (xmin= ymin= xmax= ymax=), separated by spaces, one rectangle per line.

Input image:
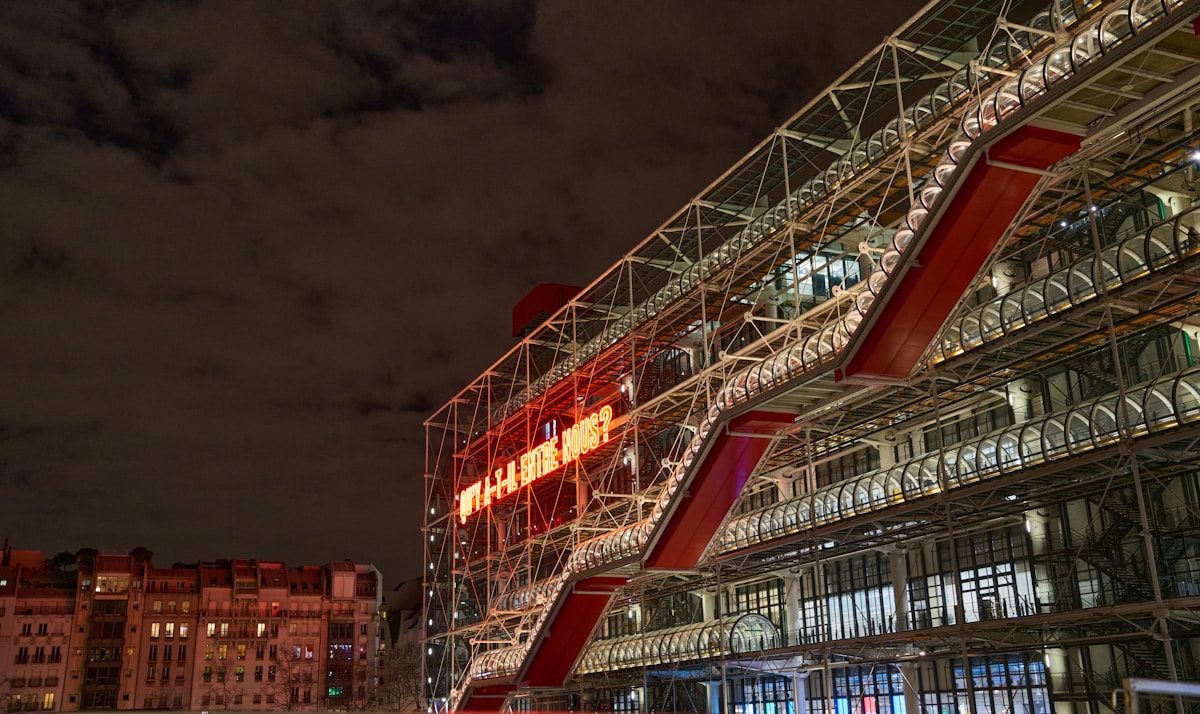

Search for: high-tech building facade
xmin=423 ymin=1 xmax=1200 ymax=712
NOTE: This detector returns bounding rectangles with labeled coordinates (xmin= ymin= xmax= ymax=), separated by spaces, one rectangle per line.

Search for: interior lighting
xmin=1191 ymin=149 xmax=1200 ymax=162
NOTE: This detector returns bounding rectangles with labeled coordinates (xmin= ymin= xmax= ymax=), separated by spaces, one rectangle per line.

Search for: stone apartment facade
xmin=0 ymin=548 xmax=382 ymax=711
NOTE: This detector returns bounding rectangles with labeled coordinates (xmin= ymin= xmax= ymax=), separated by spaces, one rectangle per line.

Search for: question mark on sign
xmin=598 ymin=405 xmax=613 ymax=443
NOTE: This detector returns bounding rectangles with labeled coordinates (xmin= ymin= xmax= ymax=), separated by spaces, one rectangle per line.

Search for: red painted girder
xmin=459 ymin=684 xmax=517 ymax=712
xmin=521 ymin=575 xmax=627 ymax=688
xmin=842 ymin=125 xmax=1080 ymax=382
xmin=644 ymin=410 xmax=793 ymax=571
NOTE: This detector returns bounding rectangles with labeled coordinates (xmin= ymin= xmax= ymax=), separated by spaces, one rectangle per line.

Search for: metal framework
xmin=423 ymin=1 xmax=1200 ymax=712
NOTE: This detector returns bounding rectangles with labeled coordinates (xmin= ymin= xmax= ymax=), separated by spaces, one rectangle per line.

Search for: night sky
xmin=0 ymin=0 xmax=924 ymax=586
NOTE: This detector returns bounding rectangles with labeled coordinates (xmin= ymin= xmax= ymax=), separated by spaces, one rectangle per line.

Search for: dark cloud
xmin=0 ymin=0 xmax=923 ymax=583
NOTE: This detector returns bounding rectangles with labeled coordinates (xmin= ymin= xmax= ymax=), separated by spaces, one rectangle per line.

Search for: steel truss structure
xmin=424 ymin=1 xmax=1200 ymax=712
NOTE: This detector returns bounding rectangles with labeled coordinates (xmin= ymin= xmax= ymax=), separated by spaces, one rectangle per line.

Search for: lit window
xmin=181 ymin=601 xmax=190 ymax=613
xmin=179 ymin=623 xmax=188 ymax=640
xmin=164 ymin=623 xmax=175 ymax=639
xmin=152 ymin=601 xmax=162 ymax=613
xmin=42 ymin=694 xmax=53 ymax=711
xmin=206 ymin=623 xmax=215 ymax=637
xmin=219 ymin=622 xmax=230 ymax=637
xmin=256 ymin=622 xmax=266 ymax=638
xmin=149 ymin=623 xmax=160 ymax=639
xmin=237 ymin=644 xmax=246 ymax=660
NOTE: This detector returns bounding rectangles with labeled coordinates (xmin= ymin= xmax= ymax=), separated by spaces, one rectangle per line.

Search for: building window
xmin=161 ymin=666 xmax=170 ymax=681
xmin=218 ymin=644 xmax=228 ymax=660
xmin=359 ymin=624 xmax=368 ymax=636
xmin=254 ymin=666 xmax=263 ymax=682
xmin=181 ymin=601 xmax=190 ymax=613
xmin=36 ymin=624 xmax=48 ymax=636
xmin=148 ymin=646 xmax=158 ymax=662
xmin=206 ymin=622 xmax=215 ymax=637
xmin=235 ymin=666 xmax=245 ymax=682
xmin=41 ymin=695 xmax=53 ymax=712
xmin=253 ymin=694 xmax=262 ymax=705
xmin=20 ymin=623 xmax=31 ymax=636
xmin=163 ymin=645 xmax=171 ymax=661
xmin=150 ymin=623 xmax=160 ymax=639
xmin=237 ymin=644 xmax=246 ymax=660
xmin=204 ymin=645 xmax=213 ymax=661
xmin=179 ymin=623 xmax=189 ymax=640
xmin=152 ymin=600 xmax=162 ymax=613
xmin=266 ymin=693 xmax=275 ymax=705
xmin=269 ymin=644 xmax=277 ymax=660
xmin=216 ymin=666 xmax=226 ymax=683
xmin=219 ymin=622 xmax=230 ymax=638
xmin=178 ymin=645 xmax=187 ymax=662
xmin=165 ymin=623 xmax=175 ymax=639
xmin=146 ymin=667 xmax=156 ymax=681
xmin=202 ymin=667 xmax=212 ymax=683
xmin=167 ymin=600 xmax=176 ymax=614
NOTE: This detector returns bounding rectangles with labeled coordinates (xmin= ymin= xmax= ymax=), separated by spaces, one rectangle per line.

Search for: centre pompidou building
xmin=424 ymin=1 xmax=1200 ymax=712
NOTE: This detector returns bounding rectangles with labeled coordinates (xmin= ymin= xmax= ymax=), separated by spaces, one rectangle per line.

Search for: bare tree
xmin=378 ymin=637 xmax=424 ymax=713
xmin=261 ymin=644 xmax=324 ymax=711
xmin=0 ymin=677 xmax=18 ymax=714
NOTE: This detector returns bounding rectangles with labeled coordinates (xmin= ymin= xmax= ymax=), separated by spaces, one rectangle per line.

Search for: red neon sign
xmin=458 ymin=405 xmax=613 ymax=523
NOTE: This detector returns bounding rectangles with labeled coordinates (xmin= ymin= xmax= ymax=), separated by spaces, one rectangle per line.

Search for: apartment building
xmin=0 ymin=549 xmax=381 ymax=711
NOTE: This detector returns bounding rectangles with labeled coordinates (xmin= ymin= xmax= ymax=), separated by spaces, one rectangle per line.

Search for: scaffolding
xmin=423 ymin=1 xmax=1200 ymax=712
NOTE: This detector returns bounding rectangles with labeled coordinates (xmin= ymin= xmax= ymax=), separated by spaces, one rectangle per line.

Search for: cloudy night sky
xmin=0 ymin=0 xmax=924 ymax=585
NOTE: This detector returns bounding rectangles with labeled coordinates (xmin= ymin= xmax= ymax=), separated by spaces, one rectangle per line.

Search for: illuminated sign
xmin=457 ymin=405 xmax=613 ymax=523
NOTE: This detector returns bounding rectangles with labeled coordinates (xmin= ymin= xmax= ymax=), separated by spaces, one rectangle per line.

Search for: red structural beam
xmin=842 ymin=125 xmax=1080 ymax=382
xmin=458 ymin=684 xmax=517 ymax=712
xmin=521 ymin=575 xmax=628 ymax=688
xmin=644 ymin=410 xmax=793 ymax=571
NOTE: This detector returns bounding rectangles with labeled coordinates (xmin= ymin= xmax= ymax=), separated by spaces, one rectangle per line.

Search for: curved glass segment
xmin=936 ymin=207 xmax=1200 ymax=360
xmin=719 ymin=366 xmax=1200 ymax=554
xmin=576 ymin=614 xmax=779 ymax=675
xmin=491 ymin=576 xmax=561 ymax=613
